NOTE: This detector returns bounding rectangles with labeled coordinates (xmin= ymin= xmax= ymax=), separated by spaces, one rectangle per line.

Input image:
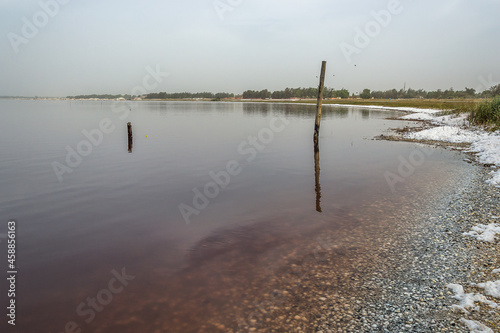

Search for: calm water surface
xmin=0 ymin=100 xmax=469 ymax=332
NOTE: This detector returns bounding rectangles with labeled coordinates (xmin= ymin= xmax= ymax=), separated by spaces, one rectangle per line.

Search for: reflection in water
xmin=127 ymin=122 xmax=133 ymax=153
xmin=243 ymin=103 xmax=270 ymax=115
xmin=337 ymin=107 xmax=349 ymax=118
xmin=276 ymin=103 xmax=316 ymax=118
xmin=243 ymin=103 xmax=320 ymax=119
xmin=314 ymin=142 xmax=322 ymax=213
xmin=241 ymin=102 xmax=363 ymax=120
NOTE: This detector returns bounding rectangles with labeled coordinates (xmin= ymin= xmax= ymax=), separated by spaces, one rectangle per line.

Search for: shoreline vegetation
xmin=469 ymin=96 xmax=500 ymax=131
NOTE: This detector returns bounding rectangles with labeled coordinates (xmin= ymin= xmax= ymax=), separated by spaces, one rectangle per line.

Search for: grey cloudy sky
xmin=0 ymin=0 xmax=499 ymax=97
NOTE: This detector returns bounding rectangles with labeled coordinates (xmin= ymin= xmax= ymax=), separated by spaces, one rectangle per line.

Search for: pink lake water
xmin=0 ymin=100 xmax=472 ymax=332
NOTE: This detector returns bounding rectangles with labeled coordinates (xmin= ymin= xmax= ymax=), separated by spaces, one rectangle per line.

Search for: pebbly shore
xmin=233 ymin=153 xmax=499 ymax=333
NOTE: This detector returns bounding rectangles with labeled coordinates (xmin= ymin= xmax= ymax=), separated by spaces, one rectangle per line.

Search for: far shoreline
xmin=1 ymin=97 xmax=483 ymax=112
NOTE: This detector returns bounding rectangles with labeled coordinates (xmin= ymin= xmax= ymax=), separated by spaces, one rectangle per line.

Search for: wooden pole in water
xmin=314 ymin=61 xmax=327 ymax=146
xmin=127 ymin=122 xmax=133 ymax=153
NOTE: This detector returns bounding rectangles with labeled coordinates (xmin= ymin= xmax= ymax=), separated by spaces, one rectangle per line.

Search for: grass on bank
xmin=318 ymin=98 xmax=479 ymax=111
xmin=469 ymin=96 xmax=500 ymax=131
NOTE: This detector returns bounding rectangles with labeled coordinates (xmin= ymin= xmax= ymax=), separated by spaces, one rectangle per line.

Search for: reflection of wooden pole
xmin=314 ymin=143 xmax=322 ymax=213
xmin=314 ymin=61 xmax=327 ymax=146
xmin=127 ymin=122 xmax=133 ymax=153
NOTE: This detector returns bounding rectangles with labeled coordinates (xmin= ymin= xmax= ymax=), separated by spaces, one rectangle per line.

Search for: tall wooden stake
xmin=313 ymin=61 xmax=327 ymax=146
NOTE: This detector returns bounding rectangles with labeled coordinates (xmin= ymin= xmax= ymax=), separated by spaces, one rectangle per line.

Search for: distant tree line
xmin=242 ymin=89 xmax=271 ymax=99
xmin=145 ymin=92 xmax=235 ymax=99
xmin=241 ymin=87 xmax=350 ymax=99
xmin=67 ymin=84 xmax=500 ymax=101
xmin=359 ymin=84 xmax=500 ymax=100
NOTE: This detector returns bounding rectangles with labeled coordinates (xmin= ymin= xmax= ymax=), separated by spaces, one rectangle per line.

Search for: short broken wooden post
xmin=313 ymin=61 xmax=327 ymax=146
xmin=127 ymin=122 xmax=133 ymax=153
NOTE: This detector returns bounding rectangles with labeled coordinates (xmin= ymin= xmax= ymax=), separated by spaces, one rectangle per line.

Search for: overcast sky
xmin=0 ymin=0 xmax=499 ymax=97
